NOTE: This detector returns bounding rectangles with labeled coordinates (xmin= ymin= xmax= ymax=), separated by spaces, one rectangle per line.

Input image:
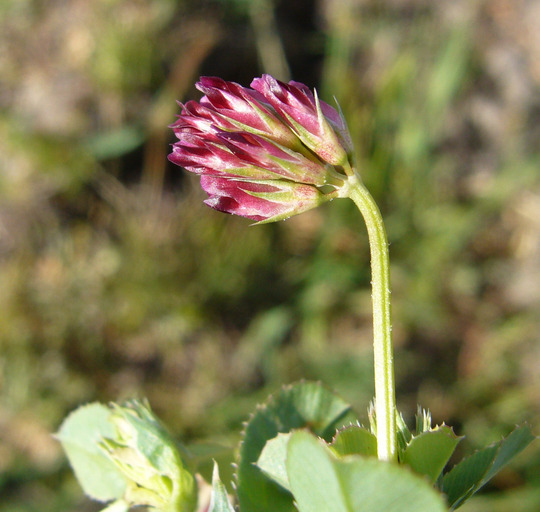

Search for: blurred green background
xmin=0 ymin=0 xmax=539 ymax=510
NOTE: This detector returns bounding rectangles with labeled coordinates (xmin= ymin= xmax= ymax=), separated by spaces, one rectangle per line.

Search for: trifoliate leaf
xmin=236 ymin=381 xmax=357 ymax=512
xmin=286 ymin=431 xmax=447 ymax=512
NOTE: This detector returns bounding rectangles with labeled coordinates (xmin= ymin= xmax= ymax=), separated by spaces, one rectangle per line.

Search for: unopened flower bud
xmin=169 ymin=74 xmax=355 ymax=223
xmin=99 ymin=400 xmax=197 ymax=512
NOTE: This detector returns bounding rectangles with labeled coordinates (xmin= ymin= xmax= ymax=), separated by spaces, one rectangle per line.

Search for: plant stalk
xmin=345 ymin=174 xmax=397 ymax=461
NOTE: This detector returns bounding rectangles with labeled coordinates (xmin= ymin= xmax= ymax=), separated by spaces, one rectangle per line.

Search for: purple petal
xmin=251 ymin=74 xmax=351 ymax=165
xmin=217 ymin=131 xmax=328 ymax=185
xmin=251 ymin=75 xmax=319 ymax=131
xmin=169 ymin=134 xmax=291 ymax=180
xmin=199 ymin=175 xmax=328 ymax=223
xmin=196 ymin=76 xmax=292 ymax=140
xmin=200 ymin=176 xmax=287 ymax=221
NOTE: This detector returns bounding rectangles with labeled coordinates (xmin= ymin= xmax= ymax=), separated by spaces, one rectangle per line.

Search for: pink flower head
xmin=169 ymin=75 xmax=354 ymax=223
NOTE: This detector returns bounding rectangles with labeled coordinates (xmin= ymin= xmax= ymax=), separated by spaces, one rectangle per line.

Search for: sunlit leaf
xmin=329 ymin=425 xmax=377 ymax=458
xmin=401 ymin=425 xmax=462 ymax=483
xmin=257 ymin=433 xmax=292 ymax=491
xmin=287 ymin=431 xmax=447 ymax=512
xmin=236 ymin=381 xmax=357 ymax=512
xmin=56 ymin=403 xmax=126 ymax=502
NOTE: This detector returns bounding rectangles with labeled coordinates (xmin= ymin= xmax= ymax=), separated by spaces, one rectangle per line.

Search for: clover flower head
xmin=169 ymin=75 xmax=355 ymax=223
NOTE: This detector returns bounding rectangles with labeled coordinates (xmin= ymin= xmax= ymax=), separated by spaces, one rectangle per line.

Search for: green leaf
xmin=287 ymin=431 xmax=447 ymax=512
xmin=287 ymin=432 xmax=349 ymax=512
xmin=441 ymin=424 xmax=535 ymax=509
xmin=256 ymin=426 xmax=378 ymax=496
xmin=56 ymin=403 xmax=126 ymax=502
xmin=107 ymin=400 xmax=182 ymax=476
xmin=236 ymin=381 xmax=357 ymax=512
xmin=401 ymin=426 xmax=462 ymax=483
xmin=335 ymin=457 xmax=448 ymax=512
xmin=209 ymin=462 xmax=235 ymax=512
xmin=329 ymin=425 xmax=377 ymax=458
xmin=481 ymin=425 xmax=535 ymax=485
xmin=441 ymin=444 xmax=499 ymax=509
xmin=257 ymin=433 xmax=292 ymax=491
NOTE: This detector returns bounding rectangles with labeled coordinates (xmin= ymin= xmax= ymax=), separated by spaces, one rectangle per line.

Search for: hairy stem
xmin=345 ymin=174 xmax=397 ymax=461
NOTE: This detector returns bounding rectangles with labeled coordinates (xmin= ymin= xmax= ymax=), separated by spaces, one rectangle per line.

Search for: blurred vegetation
xmin=0 ymin=0 xmax=539 ymax=510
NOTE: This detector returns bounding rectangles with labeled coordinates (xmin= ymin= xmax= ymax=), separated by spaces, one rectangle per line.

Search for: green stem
xmin=345 ymin=174 xmax=397 ymax=461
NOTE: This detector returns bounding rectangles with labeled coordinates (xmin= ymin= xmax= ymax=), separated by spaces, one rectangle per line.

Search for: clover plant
xmin=58 ymin=75 xmax=535 ymax=512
